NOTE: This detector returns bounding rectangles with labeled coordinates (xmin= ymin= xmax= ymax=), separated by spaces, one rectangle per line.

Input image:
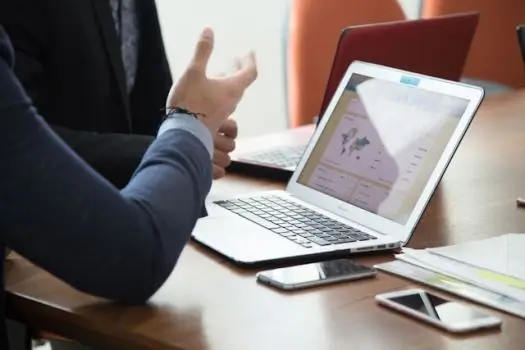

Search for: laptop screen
xmin=296 ymin=73 xmax=469 ymax=225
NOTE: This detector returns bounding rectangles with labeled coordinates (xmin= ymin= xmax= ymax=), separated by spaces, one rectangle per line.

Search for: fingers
xmin=214 ymin=133 xmax=236 ymax=153
xmin=212 ymin=149 xmax=231 ymax=180
xmin=233 ymin=57 xmax=242 ymax=71
xmin=213 ymin=148 xmax=232 ymax=167
xmin=215 ymin=58 xmax=242 ymax=78
xmin=190 ymin=27 xmax=214 ymax=73
xmin=213 ymin=165 xmax=226 ymax=179
xmin=218 ymin=119 xmax=238 ymax=139
xmin=226 ymin=51 xmax=258 ymax=88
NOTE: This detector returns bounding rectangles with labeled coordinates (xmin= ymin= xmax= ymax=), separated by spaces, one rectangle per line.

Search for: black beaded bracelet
xmin=161 ymin=106 xmax=206 ymax=121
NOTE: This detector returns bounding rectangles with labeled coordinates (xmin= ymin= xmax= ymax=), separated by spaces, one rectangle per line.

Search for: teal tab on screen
xmin=400 ymin=75 xmax=420 ymax=86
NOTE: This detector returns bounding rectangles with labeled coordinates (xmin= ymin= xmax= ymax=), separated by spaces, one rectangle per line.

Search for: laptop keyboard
xmin=214 ymin=196 xmax=377 ymax=248
xmin=238 ymin=146 xmax=305 ymax=168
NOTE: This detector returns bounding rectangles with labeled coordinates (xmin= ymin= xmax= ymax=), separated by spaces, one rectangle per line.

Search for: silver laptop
xmin=194 ymin=61 xmax=484 ymax=266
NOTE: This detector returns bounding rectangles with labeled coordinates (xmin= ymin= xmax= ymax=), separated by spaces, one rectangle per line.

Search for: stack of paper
xmin=375 ymin=233 xmax=525 ymax=318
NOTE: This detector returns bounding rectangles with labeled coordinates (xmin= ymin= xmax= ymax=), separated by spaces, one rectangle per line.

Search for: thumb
xmin=191 ymin=27 xmax=214 ymax=72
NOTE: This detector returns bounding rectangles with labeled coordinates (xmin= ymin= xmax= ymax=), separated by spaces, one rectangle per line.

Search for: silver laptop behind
xmin=194 ymin=61 xmax=484 ymax=266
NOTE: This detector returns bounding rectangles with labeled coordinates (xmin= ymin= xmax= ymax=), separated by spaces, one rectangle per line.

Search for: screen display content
xmin=297 ymin=74 xmax=469 ymax=224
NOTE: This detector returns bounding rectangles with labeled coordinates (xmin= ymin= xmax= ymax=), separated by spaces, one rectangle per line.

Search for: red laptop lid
xmin=318 ymin=12 xmax=480 ymax=119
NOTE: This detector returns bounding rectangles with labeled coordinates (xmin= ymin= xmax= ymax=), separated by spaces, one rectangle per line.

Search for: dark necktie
xmin=109 ymin=0 xmax=139 ymax=93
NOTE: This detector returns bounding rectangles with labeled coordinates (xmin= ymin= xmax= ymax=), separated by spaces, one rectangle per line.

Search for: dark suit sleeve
xmin=0 ymin=29 xmax=212 ymax=304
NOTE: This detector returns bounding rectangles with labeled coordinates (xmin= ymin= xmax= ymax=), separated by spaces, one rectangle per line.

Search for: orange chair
xmin=287 ymin=0 xmax=406 ymax=127
xmin=422 ymin=0 xmax=525 ymax=89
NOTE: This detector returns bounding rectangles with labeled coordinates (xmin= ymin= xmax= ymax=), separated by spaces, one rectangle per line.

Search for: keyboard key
xmin=273 ymin=230 xmax=296 ymax=238
xmin=238 ymin=199 xmax=256 ymax=204
xmin=231 ymin=209 xmax=249 ymax=215
xmin=237 ymin=212 xmax=279 ymax=229
xmin=292 ymin=229 xmax=306 ymax=234
xmin=329 ymin=233 xmax=344 ymax=238
xmin=307 ymin=237 xmax=332 ymax=246
xmin=272 ymin=228 xmax=289 ymax=234
xmin=295 ymin=237 xmax=310 ymax=244
xmin=334 ymin=238 xmax=357 ymax=244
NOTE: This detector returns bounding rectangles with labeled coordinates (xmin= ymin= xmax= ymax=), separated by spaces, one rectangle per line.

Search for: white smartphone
xmin=376 ymin=288 xmax=502 ymax=333
xmin=256 ymin=259 xmax=376 ymax=290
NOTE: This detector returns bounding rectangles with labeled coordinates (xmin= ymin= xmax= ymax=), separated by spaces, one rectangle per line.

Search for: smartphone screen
xmin=384 ymin=290 xmax=499 ymax=329
xmin=257 ymin=259 xmax=375 ymax=287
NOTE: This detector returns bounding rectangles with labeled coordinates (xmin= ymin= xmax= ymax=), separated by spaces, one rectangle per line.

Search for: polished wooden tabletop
xmin=6 ymin=90 xmax=525 ymax=350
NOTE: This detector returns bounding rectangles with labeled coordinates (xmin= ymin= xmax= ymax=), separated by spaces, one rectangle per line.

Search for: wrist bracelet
xmin=161 ymin=107 xmax=206 ymax=121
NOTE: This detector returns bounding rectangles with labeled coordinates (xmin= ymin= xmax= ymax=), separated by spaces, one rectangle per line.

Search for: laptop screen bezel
xmin=315 ymin=27 xmax=352 ymax=127
xmin=285 ymin=60 xmax=484 ymax=244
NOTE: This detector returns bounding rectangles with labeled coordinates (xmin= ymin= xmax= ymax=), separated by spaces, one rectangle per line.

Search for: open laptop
xmin=229 ymin=12 xmax=480 ymax=177
xmin=194 ymin=61 xmax=484 ymax=266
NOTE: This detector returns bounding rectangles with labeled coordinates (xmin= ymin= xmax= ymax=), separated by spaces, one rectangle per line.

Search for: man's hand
xmin=213 ymin=119 xmax=238 ymax=179
xmin=166 ymin=28 xmax=257 ymax=134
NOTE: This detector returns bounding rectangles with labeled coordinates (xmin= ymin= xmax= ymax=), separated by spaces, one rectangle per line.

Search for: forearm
xmin=50 ymin=123 xmax=209 ymax=217
xmin=0 ymin=54 xmax=212 ymax=303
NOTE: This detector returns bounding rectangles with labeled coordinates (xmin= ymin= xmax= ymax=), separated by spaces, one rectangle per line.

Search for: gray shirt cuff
xmin=157 ymin=114 xmax=213 ymax=158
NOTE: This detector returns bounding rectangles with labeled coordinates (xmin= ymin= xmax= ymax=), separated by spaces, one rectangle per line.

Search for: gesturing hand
xmin=166 ymin=28 xmax=257 ymax=134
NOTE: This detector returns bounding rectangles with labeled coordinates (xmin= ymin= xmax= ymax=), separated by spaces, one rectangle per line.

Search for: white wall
xmin=156 ymin=0 xmax=289 ymax=138
xmin=398 ymin=0 xmax=422 ymax=19
xmin=155 ymin=0 xmax=421 ymax=138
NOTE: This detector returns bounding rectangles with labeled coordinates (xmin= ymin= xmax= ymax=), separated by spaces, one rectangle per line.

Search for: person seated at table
xmin=0 ymin=0 xmax=236 ymax=189
xmin=0 ymin=25 xmax=257 ymax=350
xmin=1 ymin=1 xmax=238 ymax=347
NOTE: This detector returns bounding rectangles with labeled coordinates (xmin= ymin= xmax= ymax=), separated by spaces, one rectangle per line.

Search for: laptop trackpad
xmin=193 ymin=206 xmax=305 ymax=264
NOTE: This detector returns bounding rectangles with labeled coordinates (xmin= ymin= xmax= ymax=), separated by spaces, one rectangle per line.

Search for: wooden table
xmin=6 ymin=90 xmax=525 ymax=350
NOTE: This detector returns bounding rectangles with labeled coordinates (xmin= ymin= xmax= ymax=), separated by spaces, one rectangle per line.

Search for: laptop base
xmin=191 ymin=235 xmax=392 ymax=269
xmin=228 ymin=124 xmax=315 ymax=178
